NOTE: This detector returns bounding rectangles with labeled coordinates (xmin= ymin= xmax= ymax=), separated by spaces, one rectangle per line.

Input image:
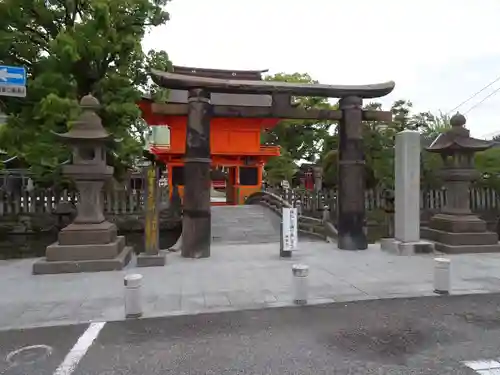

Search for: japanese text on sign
xmin=282 ymin=207 xmax=298 ymax=251
xmin=144 ymin=166 xmax=159 ymax=253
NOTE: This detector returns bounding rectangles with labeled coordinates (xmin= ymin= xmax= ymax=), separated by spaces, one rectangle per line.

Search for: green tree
xmin=360 ymin=101 xmax=396 ymax=189
xmin=475 ymin=147 xmax=500 ymax=190
xmin=321 ymin=99 xmax=449 ymax=190
xmin=418 ymin=112 xmax=451 ymax=189
xmin=417 ymin=111 xmax=451 ymax=138
xmin=264 ymin=149 xmax=298 ymax=185
xmin=262 ymin=72 xmax=336 ymax=162
xmin=321 ymin=149 xmax=338 ymax=187
xmin=0 ymin=0 xmax=171 ymax=183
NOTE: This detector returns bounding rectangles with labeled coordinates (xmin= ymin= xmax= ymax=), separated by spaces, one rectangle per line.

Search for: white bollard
xmin=124 ymin=273 xmax=143 ymax=318
xmin=292 ymin=264 xmax=309 ymax=305
xmin=434 ymin=258 xmax=451 ymax=295
xmin=322 ymin=205 xmax=329 ymax=223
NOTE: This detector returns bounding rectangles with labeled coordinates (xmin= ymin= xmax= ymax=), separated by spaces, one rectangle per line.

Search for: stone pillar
xmin=312 ymin=166 xmax=322 ymax=193
xmin=312 ymin=166 xmax=323 ymax=212
xmin=182 ymin=88 xmax=212 ymax=258
xmin=73 ymin=180 xmax=105 ymax=224
xmin=336 ymin=96 xmax=367 ymax=250
xmin=443 ymin=172 xmax=472 ymax=215
xmin=394 ymin=130 xmax=421 ymax=242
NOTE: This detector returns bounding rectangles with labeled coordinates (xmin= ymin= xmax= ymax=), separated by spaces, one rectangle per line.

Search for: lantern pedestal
xmin=33 ymin=221 xmax=133 ymax=274
xmin=421 ymin=113 xmax=500 ymax=254
xmin=137 ymin=251 xmax=167 ymax=267
xmin=421 ymin=214 xmax=500 ymax=254
xmin=32 ymin=94 xmax=133 ymax=275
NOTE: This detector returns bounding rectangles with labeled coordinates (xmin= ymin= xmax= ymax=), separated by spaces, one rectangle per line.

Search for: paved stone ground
xmin=3 ymin=294 xmax=500 ymax=374
xmin=211 ymin=205 xmax=281 ymax=244
xmin=3 ymin=236 xmax=500 ymax=331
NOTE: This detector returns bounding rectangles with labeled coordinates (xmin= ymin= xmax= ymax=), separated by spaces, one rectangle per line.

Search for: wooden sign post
xmin=137 ymin=164 xmax=166 ymax=267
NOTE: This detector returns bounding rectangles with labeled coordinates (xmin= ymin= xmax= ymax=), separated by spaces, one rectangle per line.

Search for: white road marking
xmin=53 ymin=322 xmax=106 ymax=375
xmin=463 ymin=359 xmax=500 ymax=375
xmin=5 ymin=344 xmax=53 ymax=366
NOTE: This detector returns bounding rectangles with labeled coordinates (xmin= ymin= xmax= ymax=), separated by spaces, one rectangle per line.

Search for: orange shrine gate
xmin=138 ymin=66 xmax=280 ymax=206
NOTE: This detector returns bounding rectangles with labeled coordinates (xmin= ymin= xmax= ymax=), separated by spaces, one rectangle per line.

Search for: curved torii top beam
xmin=171 ymin=65 xmax=268 ymax=81
xmin=150 ymin=69 xmax=395 ymax=99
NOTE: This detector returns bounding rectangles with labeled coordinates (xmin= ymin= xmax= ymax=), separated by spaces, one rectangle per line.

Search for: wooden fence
xmin=0 ymin=187 xmax=170 ymax=216
xmin=268 ymin=187 xmax=500 ymax=214
xmin=1 ymin=185 xmax=499 ymax=217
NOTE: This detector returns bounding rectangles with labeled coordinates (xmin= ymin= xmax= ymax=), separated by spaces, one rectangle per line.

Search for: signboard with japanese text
xmin=144 ymin=165 xmax=160 ymax=254
xmin=0 ymin=65 xmax=26 ymax=98
xmin=282 ymin=207 xmax=298 ymax=251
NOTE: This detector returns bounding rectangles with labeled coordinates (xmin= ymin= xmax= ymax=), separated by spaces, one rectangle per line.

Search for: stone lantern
xmin=33 ymin=94 xmax=133 ymax=274
xmin=421 ymin=112 xmax=500 ymax=253
xmin=312 ymin=165 xmax=323 ymax=193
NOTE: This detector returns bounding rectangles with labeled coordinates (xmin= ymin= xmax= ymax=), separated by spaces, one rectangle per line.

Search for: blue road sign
xmin=0 ymin=65 xmax=26 ymax=86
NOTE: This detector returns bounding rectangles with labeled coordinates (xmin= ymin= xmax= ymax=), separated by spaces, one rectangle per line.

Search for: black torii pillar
xmin=182 ymin=88 xmax=212 ymax=258
xmin=336 ymin=96 xmax=368 ymax=250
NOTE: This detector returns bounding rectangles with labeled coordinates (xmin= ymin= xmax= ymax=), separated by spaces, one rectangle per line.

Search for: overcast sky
xmin=143 ymin=0 xmax=500 ymax=138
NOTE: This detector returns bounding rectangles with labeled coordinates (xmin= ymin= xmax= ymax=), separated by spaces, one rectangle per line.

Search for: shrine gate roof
xmin=145 ymin=65 xmax=273 ymax=107
xmin=172 ymin=66 xmax=268 ymax=81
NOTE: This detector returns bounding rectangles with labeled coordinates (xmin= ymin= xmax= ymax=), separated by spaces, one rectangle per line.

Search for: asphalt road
xmin=2 ymin=294 xmax=500 ymax=375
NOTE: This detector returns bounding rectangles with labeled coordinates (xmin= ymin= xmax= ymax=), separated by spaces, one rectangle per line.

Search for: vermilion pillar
xmin=257 ymin=164 xmax=263 ymax=187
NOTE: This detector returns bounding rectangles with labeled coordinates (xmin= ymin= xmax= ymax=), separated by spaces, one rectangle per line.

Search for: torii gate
xmin=150 ymin=69 xmax=395 ymax=257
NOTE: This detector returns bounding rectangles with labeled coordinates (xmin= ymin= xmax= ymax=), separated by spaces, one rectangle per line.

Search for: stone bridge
xmin=209 ymin=191 xmax=336 ymax=245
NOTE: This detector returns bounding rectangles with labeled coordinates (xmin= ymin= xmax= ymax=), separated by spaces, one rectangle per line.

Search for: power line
xmin=463 ymin=85 xmax=500 ymax=115
xmin=447 ymin=74 xmax=500 ymax=115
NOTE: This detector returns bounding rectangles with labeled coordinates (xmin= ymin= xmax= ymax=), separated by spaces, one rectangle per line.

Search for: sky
xmin=143 ymin=0 xmax=500 ymax=138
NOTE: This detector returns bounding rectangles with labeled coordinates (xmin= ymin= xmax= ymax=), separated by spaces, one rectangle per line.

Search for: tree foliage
xmin=260 ymin=70 xmax=500 ymax=192
xmin=475 ymin=147 xmax=500 ymax=190
xmin=261 ymin=72 xmax=337 ymax=183
xmin=262 ymin=72 xmax=336 ymax=161
xmin=320 ymin=100 xmax=453 ymax=190
xmin=264 ymin=149 xmax=298 ymax=185
xmin=0 ymin=0 xmax=171 ymax=183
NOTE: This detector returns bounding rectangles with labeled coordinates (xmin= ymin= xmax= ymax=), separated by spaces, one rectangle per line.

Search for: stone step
xmin=211 ymin=205 xmax=280 ymax=244
xmin=434 ymin=243 xmax=500 ymax=254
xmin=422 ymin=227 xmax=498 ymax=246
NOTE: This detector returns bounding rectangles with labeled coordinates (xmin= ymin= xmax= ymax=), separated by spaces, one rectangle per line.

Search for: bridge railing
xmin=245 ymin=191 xmax=337 ymax=241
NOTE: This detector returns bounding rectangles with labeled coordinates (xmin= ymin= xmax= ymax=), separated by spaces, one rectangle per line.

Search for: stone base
xmin=429 ymin=214 xmax=487 ymax=233
xmin=280 ymin=250 xmax=292 ymax=258
xmin=433 ymin=242 xmax=500 ymax=254
xmin=422 ymin=227 xmax=498 ymax=246
xmin=46 ymin=236 xmax=126 ymax=262
xmin=137 ymin=251 xmax=167 ymax=267
xmin=380 ymin=238 xmax=434 ymax=255
xmin=58 ymin=221 xmax=118 ymax=245
xmin=398 ymin=241 xmax=435 ymax=255
xmin=33 ymin=246 xmax=133 ymax=275
xmin=380 ymin=238 xmax=398 ymax=252
xmin=421 ymin=225 xmax=500 ymax=254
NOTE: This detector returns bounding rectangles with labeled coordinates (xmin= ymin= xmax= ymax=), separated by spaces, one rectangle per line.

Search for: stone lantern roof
xmin=56 ymin=94 xmax=111 ymax=142
xmin=426 ymin=112 xmax=492 ymax=153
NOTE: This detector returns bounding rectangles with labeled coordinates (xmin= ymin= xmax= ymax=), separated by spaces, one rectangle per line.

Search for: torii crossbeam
xmin=150 ymin=68 xmax=395 ymax=256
